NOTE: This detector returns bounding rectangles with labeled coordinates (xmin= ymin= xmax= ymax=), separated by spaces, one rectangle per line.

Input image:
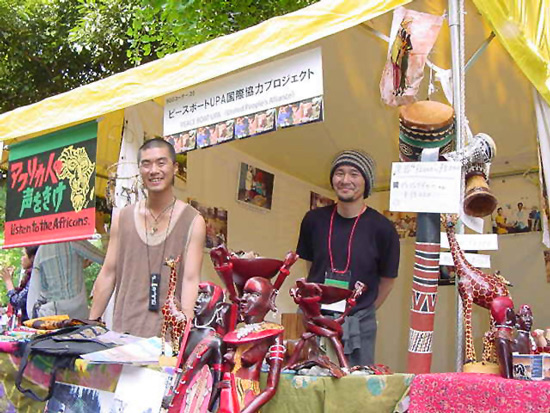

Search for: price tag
xmin=440 ymin=233 xmax=499 ymax=251
xmin=390 ymin=161 xmax=461 ymax=213
xmin=439 ymin=252 xmax=491 ymax=268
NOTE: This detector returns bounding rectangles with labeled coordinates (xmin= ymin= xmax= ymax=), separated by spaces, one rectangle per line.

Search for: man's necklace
xmin=144 ymin=200 xmax=176 ymax=312
xmin=146 ymin=197 xmax=176 ymax=235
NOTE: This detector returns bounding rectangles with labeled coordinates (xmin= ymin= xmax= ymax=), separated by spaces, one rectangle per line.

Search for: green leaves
xmin=0 ymin=0 xmax=318 ymax=114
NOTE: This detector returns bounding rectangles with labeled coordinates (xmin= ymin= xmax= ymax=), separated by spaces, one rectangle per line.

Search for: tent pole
xmin=465 ymin=32 xmax=495 ymax=72
xmin=448 ymin=0 xmax=466 ymax=372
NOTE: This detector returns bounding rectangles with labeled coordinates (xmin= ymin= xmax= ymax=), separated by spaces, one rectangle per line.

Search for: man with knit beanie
xmin=296 ymin=150 xmax=400 ymax=367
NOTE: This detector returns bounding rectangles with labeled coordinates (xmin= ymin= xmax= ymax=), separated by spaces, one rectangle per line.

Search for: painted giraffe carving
xmin=444 ymin=214 xmax=512 ymax=363
xmin=161 ymin=255 xmax=188 ymax=356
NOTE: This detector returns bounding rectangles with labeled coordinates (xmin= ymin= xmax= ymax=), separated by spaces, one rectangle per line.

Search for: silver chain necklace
xmin=146 ymin=196 xmax=176 ymax=235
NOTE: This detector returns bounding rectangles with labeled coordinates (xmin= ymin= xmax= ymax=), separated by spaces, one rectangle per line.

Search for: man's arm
xmin=89 ymin=211 xmax=120 ymax=320
xmin=304 ymin=259 xmax=312 ymax=275
xmin=180 ymin=214 xmax=206 ymax=321
xmin=72 ymin=239 xmax=106 ymax=265
xmin=374 ymin=277 xmax=395 ymax=310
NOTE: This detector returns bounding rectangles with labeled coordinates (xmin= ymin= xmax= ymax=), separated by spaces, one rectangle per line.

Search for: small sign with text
xmin=390 ymin=161 xmax=461 ymax=214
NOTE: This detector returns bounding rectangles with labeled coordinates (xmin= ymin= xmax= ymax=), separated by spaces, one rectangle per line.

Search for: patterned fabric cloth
xmin=0 ymin=352 xmax=121 ymax=412
xmin=262 ymin=372 xmax=414 ymax=413
xmin=0 ymin=351 xmax=413 ymax=413
xmin=409 ymin=372 xmax=550 ymax=412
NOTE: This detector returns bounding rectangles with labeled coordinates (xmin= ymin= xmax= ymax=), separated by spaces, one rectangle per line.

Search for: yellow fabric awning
xmin=472 ymin=0 xmax=550 ymax=105
xmin=0 ymin=0 xmax=410 ymax=143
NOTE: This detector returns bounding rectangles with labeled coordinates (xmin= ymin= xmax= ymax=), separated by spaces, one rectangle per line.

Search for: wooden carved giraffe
xmin=444 ymin=214 xmax=512 ymax=363
xmin=161 ymin=255 xmax=188 ymax=356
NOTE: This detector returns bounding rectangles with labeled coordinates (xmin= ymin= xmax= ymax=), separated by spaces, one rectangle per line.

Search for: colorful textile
xmin=262 ymin=373 xmax=414 ymax=413
xmin=380 ymin=8 xmax=444 ymax=106
xmin=0 ymin=351 xmax=413 ymax=412
xmin=472 ymin=0 xmax=550 ymax=106
xmin=409 ymin=372 xmax=550 ymax=412
xmin=0 ymin=352 xmax=121 ymax=412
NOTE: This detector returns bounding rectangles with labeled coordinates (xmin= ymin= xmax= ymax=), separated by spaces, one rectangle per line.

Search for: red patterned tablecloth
xmin=409 ymin=372 xmax=550 ymax=413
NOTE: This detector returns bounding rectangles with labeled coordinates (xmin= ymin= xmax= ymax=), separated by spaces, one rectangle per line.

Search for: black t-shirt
xmin=296 ymin=205 xmax=400 ymax=313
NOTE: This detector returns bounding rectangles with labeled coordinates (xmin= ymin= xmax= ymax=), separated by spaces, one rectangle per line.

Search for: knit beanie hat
xmin=330 ymin=150 xmax=376 ymax=198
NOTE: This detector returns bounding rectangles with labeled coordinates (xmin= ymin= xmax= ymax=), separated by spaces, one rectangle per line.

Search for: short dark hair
xmin=25 ymin=246 xmax=39 ymax=259
xmin=138 ymin=138 xmax=176 ymax=164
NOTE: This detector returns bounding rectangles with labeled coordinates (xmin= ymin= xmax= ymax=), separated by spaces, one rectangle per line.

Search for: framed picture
xmin=174 ymin=129 xmax=197 ymax=153
xmin=438 ymin=265 xmax=456 ymax=286
xmin=215 ymin=119 xmax=235 ymax=144
xmin=188 ymin=199 xmax=228 ymax=249
xmin=196 ymin=125 xmax=215 ymax=149
xmin=175 ymin=153 xmax=187 ymax=183
xmin=310 ymin=192 xmax=335 ymax=210
xmin=490 ymin=202 xmax=542 ymax=235
xmin=383 ymin=210 xmax=417 ymax=239
xmin=276 ymin=96 xmax=323 ymax=128
xmin=237 ymin=162 xmax=275 ymax=210
xmin=234 ymin=109 xmax=276 ymax=140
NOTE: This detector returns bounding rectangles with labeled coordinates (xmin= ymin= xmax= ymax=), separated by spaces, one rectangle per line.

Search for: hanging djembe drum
xmin=444 ymin=132 xmax=497 ymax=217
xmin=399 ymin=100 xmax=455 ymax=162
xmin=399 ymin=100 xmax=455 ymax=374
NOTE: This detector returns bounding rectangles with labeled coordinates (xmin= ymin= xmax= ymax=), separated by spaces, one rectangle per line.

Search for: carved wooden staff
xmin=398 ymin=101 xmax=455 ymax=373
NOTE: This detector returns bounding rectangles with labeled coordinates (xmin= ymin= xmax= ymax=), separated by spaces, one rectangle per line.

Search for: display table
xmin=0 ymin=351 xmax=413 ymax=412
xmin=409 ymin=372 xmax=550 ymax=413
xmin=262 ymin=372 xmax=413 ymax=413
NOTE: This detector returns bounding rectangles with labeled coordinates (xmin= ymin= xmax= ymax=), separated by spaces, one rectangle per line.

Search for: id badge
xmin=149 ymin=273 xmax=161 ymax=311
xmin=324 ymin=269 xmax=352 ymax=289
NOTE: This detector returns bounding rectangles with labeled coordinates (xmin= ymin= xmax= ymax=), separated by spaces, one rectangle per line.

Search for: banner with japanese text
xmin=4 ymin=122 xmax=98 ymax=248
xmin=163 ymin=47 xmax=324 ymax=151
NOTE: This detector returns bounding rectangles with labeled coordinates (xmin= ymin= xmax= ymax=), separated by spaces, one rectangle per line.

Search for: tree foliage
xmin=0 ymin=0 xmax=132 ymax=113
xmin=0 ymin=0 xmax=317 ymax=114
xmin=125 ymin=0 xmax=318 ymax=63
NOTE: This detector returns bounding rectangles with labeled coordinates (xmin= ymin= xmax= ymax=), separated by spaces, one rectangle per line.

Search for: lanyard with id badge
xmin=323 ymin=205 xmax=366 ymax=313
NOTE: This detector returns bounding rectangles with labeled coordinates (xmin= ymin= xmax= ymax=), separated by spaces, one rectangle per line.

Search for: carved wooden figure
xmin=444 ymin=214 xmax=512 ymax=363
xmin=285 ymin=278 xmax=366 ymax=371
xmin=161 ymin=255 xmax=188 ymax=356
xmin=219 ymin=277 xmax=285 ymax=413
xmin=490 ymin=296 xmax=516 ymax=378
xmin=210 ymin=244 xmax=298 ymax=333
xmin=515 ymin=304 xmax=536 ymax=354
xmin=165 ymin=282 xmax=229 ymax=413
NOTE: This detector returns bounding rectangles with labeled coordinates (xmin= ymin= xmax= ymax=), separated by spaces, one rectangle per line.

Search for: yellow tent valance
xmin=472 ymin=0 xmax=550 ymax=105
xmin=0 ymin=0 xmax=410 ymax=143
